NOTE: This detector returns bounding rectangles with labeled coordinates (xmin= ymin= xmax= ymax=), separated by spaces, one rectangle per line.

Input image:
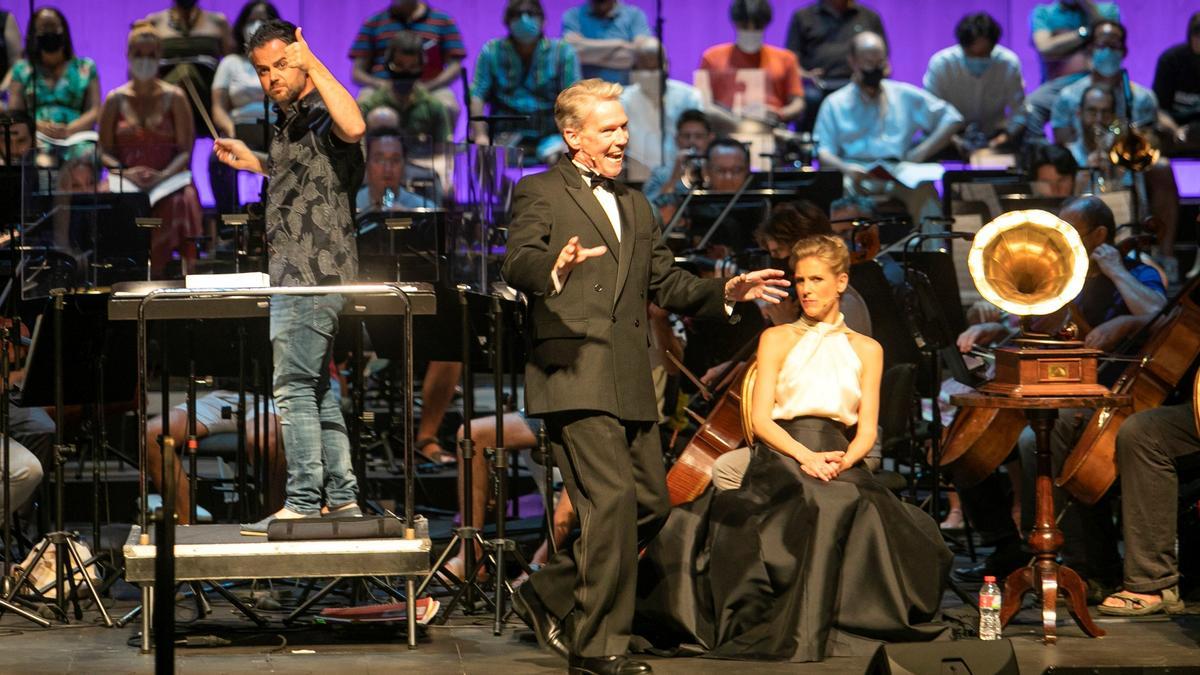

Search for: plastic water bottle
xmin=979 ymin=575 xmax=1002 ymax=640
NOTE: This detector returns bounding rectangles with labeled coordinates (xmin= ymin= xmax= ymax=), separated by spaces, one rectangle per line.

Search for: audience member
xmin=358 ymin=30 xmax=452 ymax=149
xmin=470 ymin=0 xmax=579 ymax=164
xmin=700 ymin=0 xmax=805 ymax=127
xmin=350 ymin=0 xmax=466 ymax=124
xmin=142 ymin=0 xmax=235 ymax=139
xmin=142 ymin=0 xmax=235 ymax=54
xmin=643 ymin=109 xmax=713 ymax=213
xmin=703 ymin=136 xmax=751 ymax=191
xmin=620 ymin=42 xmax=704 ymax=177
xmin=924 ymin=12 xmax=1024 ymax=153
xmin=1031 ymin=0 xmax=1121 ymax=83
xmin=99 ymin=22 xmax=202 ymax=276
xmin=7 ymin=7 xmax=100 ymax=161
xmin=1152 ymin=11 xmax=1200 ymax=150
xmin=1029 ymin=142 xmax=1080 ymax=197
xmin=1050 ymin=20 xmax=1180 ymax=280
xmin=0 ymin=10 xmax=19 ymax=93
xmin=814 ymin=31 xmax=962 ymax=224
xmin=561 ymin=0 xmax=656 ymax=86
xmin=210 ymin=0 xmax=279 ymax=215
xmin=0 ymin=110 xmax=33 ymax=165
xmin=356 ymin=129 xmax=436 ymax=211
xmin=785 ymin=0 xmax=886 ymax=132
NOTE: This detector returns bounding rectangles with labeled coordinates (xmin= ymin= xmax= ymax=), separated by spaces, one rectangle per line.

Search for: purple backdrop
xmin=7 ymin=1 xmax=1199 ymax=201
xmin=9 ymin=0 xmax=1196 ymax=113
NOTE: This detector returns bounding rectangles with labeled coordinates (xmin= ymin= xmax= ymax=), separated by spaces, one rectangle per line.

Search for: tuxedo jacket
xmin=502 ymin=156 xmax=727 ymax=422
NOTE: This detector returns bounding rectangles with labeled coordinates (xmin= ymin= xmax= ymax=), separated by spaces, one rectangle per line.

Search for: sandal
xmin=1098 ymin=587 xmax=1185 ymax=616
xmin=416 ymin=437 xmax=457 ymax=466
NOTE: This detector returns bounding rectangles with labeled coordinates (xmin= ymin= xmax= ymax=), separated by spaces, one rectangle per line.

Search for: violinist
xmin=952 ymin=195 xmax=1166 ymax=589
xmin=754 ymin=201 xmax=873 ymax=335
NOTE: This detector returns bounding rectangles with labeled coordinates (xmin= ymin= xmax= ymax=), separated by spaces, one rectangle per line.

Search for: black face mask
xmin=859 ymin=66 xmax=885 ymax=88
xmin=36 ymin=32 xmax=64 ymax=54
xmin=391 ymin=73 xmax=421 ymax=94
xmin=175 ymin=0 xmax=199 ymax=9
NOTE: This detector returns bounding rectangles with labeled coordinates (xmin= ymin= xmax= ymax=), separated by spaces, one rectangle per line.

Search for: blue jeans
xmin=270 ymin=294 xmax=357 ymax=513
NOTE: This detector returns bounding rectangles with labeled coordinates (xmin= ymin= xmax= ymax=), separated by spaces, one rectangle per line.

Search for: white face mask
xmin=244 ymin=20 xmax=263 ymax=44
xmin=130 ymin=57 xmax=158 ymax=82
xmin=735 ymin=29 xmax=764 ymax=54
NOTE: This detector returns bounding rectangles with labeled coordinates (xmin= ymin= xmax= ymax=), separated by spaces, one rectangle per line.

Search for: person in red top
xmin=699 ymin=0 xmax=805 ymax=127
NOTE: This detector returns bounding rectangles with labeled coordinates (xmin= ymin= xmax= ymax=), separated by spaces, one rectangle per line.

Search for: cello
xmin=1057 ymin=273 xmax=1200 ymax=504
xmin=664 ymin=355 xmax=755 ymax=507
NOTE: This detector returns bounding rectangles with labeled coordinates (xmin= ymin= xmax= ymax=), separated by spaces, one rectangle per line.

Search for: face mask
xmin=963 ymin=55 xmax=991 ymax=77
xmin=859 ymin=66 xmax=885 ymax=88
xmin=36 ymin=32 xmax=64 ymax=54
xmin=508 ymin=14 xmax=542 ymax=45
xmin=130 ymin=57 xmax=158 ymax=82
xmin=243 ymin=20 xmax=263 ymax=44
xmin=1092 ymin=47 xmax=1123 ymax=77
xmin=735 ymin=29 xmax=764 ymax=54
xmin=390 ymin=71 xmax=421 ymax=94
xmin=175 ymin=0 xmax=198 ymax=9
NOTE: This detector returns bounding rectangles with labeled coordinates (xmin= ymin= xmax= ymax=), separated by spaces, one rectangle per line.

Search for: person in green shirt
xmin=357 ymin=30 xmax=452 ymax=153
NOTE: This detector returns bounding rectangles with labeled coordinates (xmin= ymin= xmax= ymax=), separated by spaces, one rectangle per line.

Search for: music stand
xmin=747 ymin=169 xmax=844 ymax=213
xmin=356 ymin=208 xmax=448 ymax=285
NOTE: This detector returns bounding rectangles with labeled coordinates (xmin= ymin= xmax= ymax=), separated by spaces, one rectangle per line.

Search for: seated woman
xmin=99 ymin=22 xmax=202 ymax=276
xmin=636 ymin=235 xmax=950 ymax=663
xmin=7 ymin=7 xmax=101 ymax=162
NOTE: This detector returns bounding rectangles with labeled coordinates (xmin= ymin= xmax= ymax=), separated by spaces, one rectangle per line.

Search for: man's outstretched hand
xmin=724 ymin=269 xmax=791 ymax=304
xmin=553 ymin=235 xmax=607 ymax=284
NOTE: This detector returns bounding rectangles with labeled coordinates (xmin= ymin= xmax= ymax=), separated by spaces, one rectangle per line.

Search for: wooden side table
xmin=949 ymin=391 xmax=1131 ymax=644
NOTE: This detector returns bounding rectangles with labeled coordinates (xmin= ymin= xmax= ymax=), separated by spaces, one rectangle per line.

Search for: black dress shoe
xmin=568 ymin=655 xmax=653 ymax=675
xmin=511 ymin=583 xmax=570 ymax=659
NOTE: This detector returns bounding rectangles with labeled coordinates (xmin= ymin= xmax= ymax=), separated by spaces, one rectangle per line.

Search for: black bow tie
xmin=587 ymin=173 xmax=615 ymax=191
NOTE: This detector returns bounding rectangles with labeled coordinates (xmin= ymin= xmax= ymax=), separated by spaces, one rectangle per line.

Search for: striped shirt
xmin=472 ymin=37 xmax=580 ymax=142
xmin=349 ymin=4 xmax=466 ymax=82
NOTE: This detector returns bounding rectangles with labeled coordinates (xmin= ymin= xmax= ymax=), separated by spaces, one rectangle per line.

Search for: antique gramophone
xmin=967 ymin=209 xmax=1111 ymax=396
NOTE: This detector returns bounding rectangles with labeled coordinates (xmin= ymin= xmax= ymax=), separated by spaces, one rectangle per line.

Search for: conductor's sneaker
xmin=324 ymin=502 xmax=363 ymax=518
xmin=240 ymin=507 xmax=318 ymax=536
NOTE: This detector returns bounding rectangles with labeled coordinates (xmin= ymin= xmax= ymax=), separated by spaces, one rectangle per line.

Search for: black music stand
xmin=356 ymin=208 xmax=448 ymax=285
xmin=747 ymin=169 xmax=844 ymax=213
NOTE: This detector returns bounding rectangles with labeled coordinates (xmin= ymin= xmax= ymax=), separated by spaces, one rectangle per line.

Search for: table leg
xmin=998 ymin=408 xmax=1105 ymax=643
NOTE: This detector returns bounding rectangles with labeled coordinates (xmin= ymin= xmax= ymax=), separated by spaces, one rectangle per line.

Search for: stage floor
xmin=0 ymin=594 xmax=1197 ymax=673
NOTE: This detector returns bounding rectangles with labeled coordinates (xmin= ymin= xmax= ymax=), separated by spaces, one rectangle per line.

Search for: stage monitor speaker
xmin=866 ymin=639 xmax=1018 ymax=675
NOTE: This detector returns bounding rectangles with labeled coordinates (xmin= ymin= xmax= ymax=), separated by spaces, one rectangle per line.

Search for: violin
xmin=847 ymin=222 xmax=881 ymax=264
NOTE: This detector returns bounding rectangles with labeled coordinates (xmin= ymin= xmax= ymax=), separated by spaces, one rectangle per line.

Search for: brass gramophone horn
xmin=967 ymin=210 xmax=1089 ymax=318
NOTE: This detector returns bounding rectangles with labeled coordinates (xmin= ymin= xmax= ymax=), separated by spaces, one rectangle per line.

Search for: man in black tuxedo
xmin=502 ymin=78 xmax=788 ymax=675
